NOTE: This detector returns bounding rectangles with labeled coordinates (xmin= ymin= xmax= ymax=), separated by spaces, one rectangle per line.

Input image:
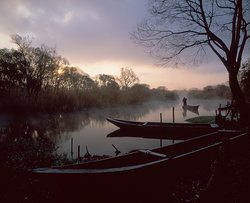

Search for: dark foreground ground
xmin=1 ymin=132 xmax=250 ymax=203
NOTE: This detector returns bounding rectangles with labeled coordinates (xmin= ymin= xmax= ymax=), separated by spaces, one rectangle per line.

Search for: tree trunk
xmin=228 ymin=71 xmax=250 ymax=126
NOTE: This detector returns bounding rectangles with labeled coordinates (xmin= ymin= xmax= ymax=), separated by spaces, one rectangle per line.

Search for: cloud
xmin=16 ymin=4 xmax=31 ymax=18
xmin=0 ymin=0 xmax=155 ymax=76
xmin=53 ymin=11 xmax=75 ymax=25
xmin=0 ymin=0 xmax=242 ymax=89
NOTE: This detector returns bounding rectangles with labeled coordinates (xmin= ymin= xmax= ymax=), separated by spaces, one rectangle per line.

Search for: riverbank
xmin=1 ymin=99 xmax=249 ymax=202
xmin=1 ymin=131 xmax=249 ymax=202
xmin=186 ymin=116 xmax=216 ymax=123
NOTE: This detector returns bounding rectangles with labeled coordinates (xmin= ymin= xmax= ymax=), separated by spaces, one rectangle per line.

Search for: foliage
xmin=0 ymin=117 xmax=73 ymax=202
xmin=0 ymin=118 xmax=66 ymax=173
xmin=150 ymin=86 xmax=179 ymax=100
xmin=0 ymin=35 xmax=180 ymax=113
xmin=187 ymin=84 xmax=231 ymax=99
xmin=239 ymin=58 xmax=250 ymax=101
xmin=122 ymin=83 xmax=150 ymax=104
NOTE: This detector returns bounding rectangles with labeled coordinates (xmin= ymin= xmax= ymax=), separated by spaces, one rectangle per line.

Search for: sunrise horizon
xmin=0 ymin=0 xmax=234 ymax=91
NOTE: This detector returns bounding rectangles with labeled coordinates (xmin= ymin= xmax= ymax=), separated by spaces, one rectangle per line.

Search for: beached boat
xmin=32 ymin=130 xmax=248 ymax=178
xmin=31 ymin=130 xmax=248 ymax=201
xmin=106 ymin=117 xmax=219 ymax=138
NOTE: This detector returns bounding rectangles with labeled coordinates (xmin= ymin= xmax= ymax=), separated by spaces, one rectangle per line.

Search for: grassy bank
xmin=186 ymin=116 xmax=216 ymax=123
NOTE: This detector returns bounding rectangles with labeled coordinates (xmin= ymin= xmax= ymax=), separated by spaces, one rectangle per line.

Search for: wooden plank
xmin=139 ymin=149 xmax=167 ymax=158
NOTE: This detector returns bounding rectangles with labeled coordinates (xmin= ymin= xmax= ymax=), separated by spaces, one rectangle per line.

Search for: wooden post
xmin=219 ymin=104 xmax=222 ymax=115
xmin=78 ymin=145 xmax=80 ymax=162
xmin=71 ymin=137 xmax=73 ymax=160
xmin=160 ymin=113 xmax=162 ymax=123
xmin=172 ymin=107 xmax=175 ymax=123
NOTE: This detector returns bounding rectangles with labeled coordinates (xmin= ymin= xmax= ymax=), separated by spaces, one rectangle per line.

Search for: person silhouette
xmin=182 ymin=97 xmax=187 ymax=106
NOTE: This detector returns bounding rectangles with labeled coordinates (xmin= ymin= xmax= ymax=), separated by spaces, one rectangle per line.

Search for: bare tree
xmin=132 ymin=0 xmax=250 ymax=124
xmin=118 ymin=67 xmax=139 ymax=89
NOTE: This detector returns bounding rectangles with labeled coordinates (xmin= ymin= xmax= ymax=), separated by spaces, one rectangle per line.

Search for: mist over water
xmin=55 ymin=98 xmax=228 ymax=158
xmin=0 ymin=98 xmax=228 ymax=158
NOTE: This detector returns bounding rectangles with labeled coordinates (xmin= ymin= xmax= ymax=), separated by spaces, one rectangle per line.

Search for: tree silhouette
xmin=240 ymin=58 xmax=250 ymax=101
xmin=133 ymin=0 xmax=250 ymax=124
xmin=118 ymin=67 xmax=139 ymax=90
xmin=8 ymin=34 xmax=67 ymax=95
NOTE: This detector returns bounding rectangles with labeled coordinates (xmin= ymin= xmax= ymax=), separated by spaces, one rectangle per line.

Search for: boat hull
xmin=33 ymin=130 xmax=247 ymax=177
xmin=183 ymin=104 xmax=199 ymax=111
xmin=106 ymin=117 xmax=219 ymax=139
xmin=31 ymin=130 xmax=249 ymax=202
xmin=183 ymin=104 xmax=199 ymax=115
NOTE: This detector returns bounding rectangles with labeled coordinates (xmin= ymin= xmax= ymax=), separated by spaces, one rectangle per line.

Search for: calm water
xmin=54 ymin=98 xmax=228 ymax=158
xmin=0 ymin=98 xmax=228 ymax=158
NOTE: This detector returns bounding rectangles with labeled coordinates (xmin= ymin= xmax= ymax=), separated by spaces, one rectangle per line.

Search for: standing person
xmin=182 ymin=97 xmax=187 ymax=106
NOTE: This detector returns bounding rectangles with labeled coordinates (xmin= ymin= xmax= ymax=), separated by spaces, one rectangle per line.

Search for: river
xmin=0 ymin=98 xmax=228 ymax=159
xmin=52 ymin=98 xmax=228 ymax=158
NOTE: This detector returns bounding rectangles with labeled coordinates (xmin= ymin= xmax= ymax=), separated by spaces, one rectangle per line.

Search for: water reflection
xmin=0 ymin=99 xmax=229 ymax=159
xmin=107 ymin=129 xmax=188 ymax=140
xmin=56 ymin=99 xmax=226 ymax=157
xmin=0 ymin=116 xmax=68 ymax=173
xmin=56 ymin=101 xmax=181 ymax=157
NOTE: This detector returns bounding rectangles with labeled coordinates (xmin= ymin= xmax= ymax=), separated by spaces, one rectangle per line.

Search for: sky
xmin=0 ymin=0 xmax=243 ymax=90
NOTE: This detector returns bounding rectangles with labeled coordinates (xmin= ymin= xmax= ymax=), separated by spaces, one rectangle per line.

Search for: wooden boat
xmin=107 ymin=128 xmax=201 ymax=140
xmin=183 ymin=104 xmax=199 ymax=111
xmin=32 ymin=130 xmax=247 ymax=177
xmin=106 ymin=117 xmax=219 ymax=138
xmin=31 ymin=130 xmax=248 ymax=201
xmin=183 ymin=104 xmax=199 ymax=115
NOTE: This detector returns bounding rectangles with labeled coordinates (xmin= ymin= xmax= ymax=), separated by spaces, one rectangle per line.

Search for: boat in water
xmin=106 ymin=117 xmax=219 ymax=138
xmin=183 ymin=104 xmax=199 ymax=115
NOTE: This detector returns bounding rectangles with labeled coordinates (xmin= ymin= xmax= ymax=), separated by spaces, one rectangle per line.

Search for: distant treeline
xmin=239 ymin=59 xmax=250 ymax=102
xmin=0 ymin=35 xmax=178 ymax=113
xmin=186 ymin=84 xmax=231 ymax=99
xmin=186 ymin=59 xmax=250 ymax=100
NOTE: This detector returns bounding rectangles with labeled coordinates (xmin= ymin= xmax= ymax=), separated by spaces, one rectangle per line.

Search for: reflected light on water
xmin=56 ymin=99 xmax=228 ymax=158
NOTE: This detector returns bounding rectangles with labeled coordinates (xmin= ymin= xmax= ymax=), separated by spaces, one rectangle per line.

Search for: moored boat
xmin=107 ymin=129 xmax=194 ymax=140
xmin=31 ymin=130 xmax=248 ymax=201
xmin=32 ymin=130 xmax=247 ymax=177
xmin=183 ymin=104 xmax=199 ymax=115
xmin=106 ymin=117 xmax=219 ymax=138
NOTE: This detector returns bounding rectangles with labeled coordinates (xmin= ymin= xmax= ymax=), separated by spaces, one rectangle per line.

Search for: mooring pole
xmin=160 ymin=113 xmax=163 ymax=147
xmin=78 ymin=145 xmax=80 ymax=162
xmin=172 ymin=107 xmax=175 ymax=142
xmin=71 ymin=137 xmax=73 ymax=160
xmin=172 ymin=107 xmax=175 ymax=123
